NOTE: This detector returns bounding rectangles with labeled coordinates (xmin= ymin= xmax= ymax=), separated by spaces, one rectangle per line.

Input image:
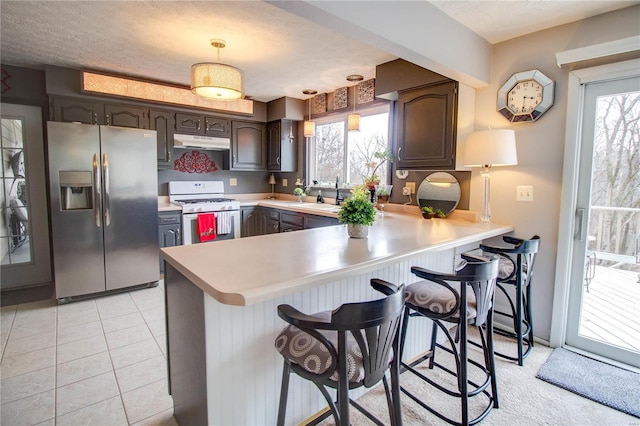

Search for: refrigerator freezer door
xmin=99 ymin=126 xmax=159 ymax=291
xmin=48 ymin=122 xmax=106 ymax=298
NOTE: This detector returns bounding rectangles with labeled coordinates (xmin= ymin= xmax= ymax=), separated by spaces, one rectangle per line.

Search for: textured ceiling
xmin=1 ymin=1 xmax=637 ymax=103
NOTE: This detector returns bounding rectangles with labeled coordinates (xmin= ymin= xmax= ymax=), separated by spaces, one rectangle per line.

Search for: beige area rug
xmin=323 ymin=330 xmax=637 ymax=426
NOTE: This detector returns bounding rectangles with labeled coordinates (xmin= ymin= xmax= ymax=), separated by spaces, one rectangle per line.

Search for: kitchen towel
xmin=216 ymin=211 xmax=232 ymax=235
xmin=197 ymin=213 xmax=216 ymax=242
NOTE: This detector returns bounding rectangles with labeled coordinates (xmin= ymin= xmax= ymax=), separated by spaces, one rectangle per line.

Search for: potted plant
xmin=421 ymin=206 xmax=435 ymax=219
xmin=337 ymin=188 xmax=376 ymax=238
xmin=364 ymin=149 xmax=394 ymax=190
xmin=434 ymin=208 xmax=447 ymax=218
xmin=293 ymin=187 xmax=305 ymax=203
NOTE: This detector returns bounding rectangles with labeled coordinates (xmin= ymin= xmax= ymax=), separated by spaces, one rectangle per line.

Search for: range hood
xmin=173 ymin=133 xmax=230 ymax=150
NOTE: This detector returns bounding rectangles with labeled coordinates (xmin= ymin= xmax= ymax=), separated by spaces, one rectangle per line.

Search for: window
xmin=308 ymin=105 xmax=390 ymax=187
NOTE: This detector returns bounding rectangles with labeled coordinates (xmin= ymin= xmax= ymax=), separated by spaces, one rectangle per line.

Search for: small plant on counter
xmin=363 ymin=149 xmax=394 ymax=189
xmin=421 ymin=206 xmax=435 ymax=219
xmin=338 ymin=191 xmax=376 ymax=226
xmin=293 ymin=187 xmax=305 ymax=196
xmin=434 ymin=208 xmax=446 ymax=218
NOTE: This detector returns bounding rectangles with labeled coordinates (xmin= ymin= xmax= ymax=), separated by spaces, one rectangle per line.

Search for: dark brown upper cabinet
xmin=395 ymin=81 xmax=458 ymax=170
xmin=267 ymin=119 xmax=297 ymax=172
xmin=175 ymin=112 xmax=230 ymax=137
xmin=229 ymin=121 xmax=267 ymax=170
xmin=104 ymin=104 xmax=147 ymax=129
xmin=149 ymin=109 xmax=175 ymax=168
xmin=52 ymin=97 xmax=147 ymax=129
xmin=51 ymin=97 xmax=101 ymax=125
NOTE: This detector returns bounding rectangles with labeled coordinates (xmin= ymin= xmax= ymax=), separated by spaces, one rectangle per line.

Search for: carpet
xmin=536 ymin=347 xmax=640 ymax=418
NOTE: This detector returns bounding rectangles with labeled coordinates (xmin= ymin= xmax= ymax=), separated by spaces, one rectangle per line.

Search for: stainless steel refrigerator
xmin=47 ymin=122 xmax=159 ymax=301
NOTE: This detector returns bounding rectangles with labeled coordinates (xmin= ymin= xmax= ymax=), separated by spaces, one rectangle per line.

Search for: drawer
xmin=159 ymin=213 xmax=181 ymax=225
xmin=281 ymin=212 xmax=304 ymax=227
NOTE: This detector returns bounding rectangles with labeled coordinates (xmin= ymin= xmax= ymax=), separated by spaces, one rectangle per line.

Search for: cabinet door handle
xmin=106 ymin=114 xmax=110 ymax=126
xmin=94 ymin=112 xmax=98 ymax=125
xmin=397 ymin=146 xmax=403 ymax=161
xmin=277 ymin=156 xmax=280 ymax=165
xmin=176 ymin=229 xmax=181 ymax=244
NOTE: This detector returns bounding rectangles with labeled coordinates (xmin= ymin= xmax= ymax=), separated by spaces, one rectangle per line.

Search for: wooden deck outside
xmin=579 ymin=265 xmax=640 ymax=353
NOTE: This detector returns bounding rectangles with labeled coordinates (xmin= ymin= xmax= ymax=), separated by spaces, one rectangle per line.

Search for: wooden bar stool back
xmin=275 ymin=279 xmax=405 ymax=426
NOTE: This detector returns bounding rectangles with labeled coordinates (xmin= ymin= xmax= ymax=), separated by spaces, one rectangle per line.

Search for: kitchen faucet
xmin=335 ymin=176 xmax=344 ymax=205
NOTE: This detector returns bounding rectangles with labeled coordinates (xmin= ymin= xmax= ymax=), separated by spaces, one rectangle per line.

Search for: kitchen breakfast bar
xmin=160 ymin=210 xmax=513 ymax=425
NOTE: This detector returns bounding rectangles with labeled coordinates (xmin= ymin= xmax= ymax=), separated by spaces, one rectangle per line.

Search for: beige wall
xmin=470 ymin=5 xmax=640 ymax=341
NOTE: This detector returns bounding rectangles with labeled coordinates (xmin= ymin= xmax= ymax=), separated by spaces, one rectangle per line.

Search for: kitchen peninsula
xmin=160 ymin=211 xmax=512 ymax=425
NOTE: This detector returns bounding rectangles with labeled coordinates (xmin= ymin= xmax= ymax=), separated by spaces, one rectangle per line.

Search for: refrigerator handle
xmin=103 ymin=153 xmax=111 ymax=226
xmin=93 ymin=153 xmax=101 ymax=227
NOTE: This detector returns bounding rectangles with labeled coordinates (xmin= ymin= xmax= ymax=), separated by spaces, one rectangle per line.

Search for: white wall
xmin=470 ymin=5 xmax=640 ymax=341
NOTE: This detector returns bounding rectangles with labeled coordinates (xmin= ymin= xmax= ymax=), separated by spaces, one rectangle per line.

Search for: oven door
xmin=182 ymin=211 xmax=240 ymax=245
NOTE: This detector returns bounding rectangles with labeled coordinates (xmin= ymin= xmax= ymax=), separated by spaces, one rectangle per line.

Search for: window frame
xmin=306 ymin=103 xmax=391 ymax=189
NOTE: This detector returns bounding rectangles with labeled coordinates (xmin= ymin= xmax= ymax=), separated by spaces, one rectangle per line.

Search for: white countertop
xmin=161 ymin=211 xmax=513 ymax=307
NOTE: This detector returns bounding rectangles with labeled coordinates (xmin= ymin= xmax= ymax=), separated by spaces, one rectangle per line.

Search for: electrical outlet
xmin=282 ymin=178 xmax=288 ymax=187
xmin=402 ymin=186 xmax=411 ymax=196
xmin=516 ymin=185 xmax=533 ymax=202
xmin=229 ymin=178 xmax=238 ymax=187
xmin=405 ymin=182 xmax=416 ymax=194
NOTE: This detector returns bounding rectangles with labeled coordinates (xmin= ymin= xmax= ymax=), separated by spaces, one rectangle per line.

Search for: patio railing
xmin=589 ymin=206 xmax=640 ymax=268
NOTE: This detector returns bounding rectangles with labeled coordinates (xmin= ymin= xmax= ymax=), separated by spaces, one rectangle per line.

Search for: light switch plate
xmin=282 ymin=178 xmax=288 ymax=187
xmin=229 ymin=178 xmax=238 ymax=187
xmin=517 ymin=185 xmax=533 ymax=201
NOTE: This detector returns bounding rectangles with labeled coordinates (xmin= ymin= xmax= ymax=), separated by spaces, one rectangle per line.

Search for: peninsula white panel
xmin=204 ymin=248 xmax=459 ymax=425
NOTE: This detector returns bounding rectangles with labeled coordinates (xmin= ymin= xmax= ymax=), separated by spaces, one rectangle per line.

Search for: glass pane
xmin=347 ymin=113 xmax=389 ymax=185
xmin=580 ymin=90 xmax=640 ymax=352
xmin=1 ymin=118 xmax=31 ymax=265
xmin=313 ymin=121 xmax=345 ymax=186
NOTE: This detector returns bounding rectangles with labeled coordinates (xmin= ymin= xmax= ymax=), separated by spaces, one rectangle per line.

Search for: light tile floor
xmin=0 ymin=281 xmax=177 ymax=426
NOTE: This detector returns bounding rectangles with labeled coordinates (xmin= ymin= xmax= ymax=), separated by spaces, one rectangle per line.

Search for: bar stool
xmin=479 ymin=235 xmax=540 ymax=366
xmin=400 ymin=254 xmax=500 ymax=426
xmin=274 ymin=279 xmax=405 ymax=426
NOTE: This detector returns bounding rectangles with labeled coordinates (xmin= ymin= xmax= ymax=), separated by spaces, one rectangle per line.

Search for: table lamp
xmin=463 ymin=129 xmax=517 ymax=223
xmin=268 ymin=173 xmax=277 ymax=199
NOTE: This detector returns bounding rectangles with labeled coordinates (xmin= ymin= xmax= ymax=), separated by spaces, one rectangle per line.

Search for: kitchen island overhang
xmin=161 ymin=213 xmax=513 ymax=425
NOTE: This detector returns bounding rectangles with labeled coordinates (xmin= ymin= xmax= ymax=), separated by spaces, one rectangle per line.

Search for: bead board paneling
xmin=202 ymin=247 xmax=458 ymax=425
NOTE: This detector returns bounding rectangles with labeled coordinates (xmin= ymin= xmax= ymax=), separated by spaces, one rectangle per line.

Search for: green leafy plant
xmin=364 ymin=149 xmax=394 ymax=187
xmin=434 ymin=208 xmax=446 ymax=218
xmin=421 ymin=206 xmax=434 ymax=214
xmin=337 ymin=192 xmax=376 ymax=226
xmin=293 ymin=187 xmax=305 ymax=196
xmin=376 ymin=187 xmax=389 ymax=196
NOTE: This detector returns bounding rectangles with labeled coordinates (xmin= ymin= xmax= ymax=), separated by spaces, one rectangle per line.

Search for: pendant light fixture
xmin=303 ymin=89 xmax=317 ymax=138
xmin=347 ymin=75 xmax=364 ymax=132
xmin=191 ymin=39 xmax=244 ymax=100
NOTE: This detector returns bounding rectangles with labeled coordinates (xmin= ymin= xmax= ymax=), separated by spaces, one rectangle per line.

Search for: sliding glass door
xmin=566 ymin=74 xmax=640 ymax=368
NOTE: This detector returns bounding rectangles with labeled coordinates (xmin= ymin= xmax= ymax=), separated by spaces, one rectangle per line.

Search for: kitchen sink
xmin=287 ymin=203 xmax=341 ymax=213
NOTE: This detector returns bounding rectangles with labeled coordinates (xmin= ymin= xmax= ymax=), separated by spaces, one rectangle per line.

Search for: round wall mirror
xmin=417 ymin=172 xmax=461 ymax=216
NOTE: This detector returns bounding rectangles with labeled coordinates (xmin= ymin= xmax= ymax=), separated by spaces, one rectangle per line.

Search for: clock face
xmin=508 ymin=80 xmax=543 ymax=115
xmin=497 ymin=69 xmax=554 ymax=123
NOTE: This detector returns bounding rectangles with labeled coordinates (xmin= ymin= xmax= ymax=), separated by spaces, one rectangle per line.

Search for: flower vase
xmin=296 ymin=195 xmax=303 ymax=203
xmin=347 ymin=224 xmax=368 ymax=238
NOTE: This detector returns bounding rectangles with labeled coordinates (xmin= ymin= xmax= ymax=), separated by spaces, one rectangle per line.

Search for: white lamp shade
xmin=303 ymin=120 xmax=316 ymax=138
xmin=191 ymin=63 xmax=244 ymax=100
xmin=463 ymin=129 xmax=517 ymax=167
xmin=348 ymin=113 xmax=360 ymax=132
xmin=268 ymin=174 xmax=276 ymax=185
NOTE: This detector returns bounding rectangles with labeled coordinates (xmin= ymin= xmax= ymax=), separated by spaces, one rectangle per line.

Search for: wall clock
xmin=497 ymin=69 xmax=554 ymax=123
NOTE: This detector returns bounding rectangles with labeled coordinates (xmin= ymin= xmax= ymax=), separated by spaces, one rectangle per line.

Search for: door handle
xmin=93 ymin=153 xmax=101 ymax=227
xmin=575 ymin=208 xmax=586 ymax=241
xmin=103 ymin=153 xmax=111 ymax=226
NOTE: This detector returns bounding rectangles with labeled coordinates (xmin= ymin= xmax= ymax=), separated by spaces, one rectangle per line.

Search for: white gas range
xmin=169 ymin=181 xmax=241 ymax=244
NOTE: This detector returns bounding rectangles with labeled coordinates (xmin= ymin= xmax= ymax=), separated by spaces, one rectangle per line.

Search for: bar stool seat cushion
xmin=497 ymin=255 xmax=516 ymax=280
xmin=405 ymin=280 xmax=478 ymax=320
xmin=275 ymin=311 xmax=391 ymax=384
